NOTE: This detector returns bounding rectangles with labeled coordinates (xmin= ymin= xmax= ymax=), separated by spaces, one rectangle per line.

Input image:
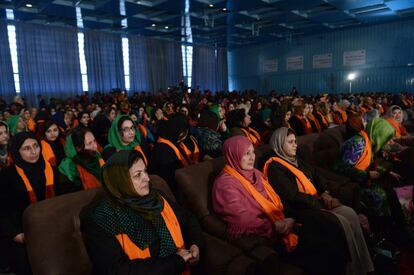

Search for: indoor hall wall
xmin=228 ymin=19 xmax=414 ymax=95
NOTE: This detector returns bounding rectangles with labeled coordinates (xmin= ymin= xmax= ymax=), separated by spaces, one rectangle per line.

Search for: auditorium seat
xmin=22 ymin=175 xmax=254 ymax=275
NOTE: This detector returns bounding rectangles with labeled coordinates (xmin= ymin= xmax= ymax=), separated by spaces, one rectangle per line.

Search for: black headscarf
xmin=9 ymin=132 xmax=46 ymax=200
xmin=157 ymin=113 xmax=188 ymax=144
xmin=198 ymin=110 xmax=219 ymax=131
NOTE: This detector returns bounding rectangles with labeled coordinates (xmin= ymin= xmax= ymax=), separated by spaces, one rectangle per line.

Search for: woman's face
xmin=84 ymin=132 xmax=98 ymax=152
xmin=23 ymin=110 xmax=30 ymax=120
xmin=19 ymin=138 xmax=40 ymax=163
xmin=283 ymin=134 xmax=297 ymax=158
xmin=129 ymin=159 xmax=150 ymax=196
xmin=228 ymin=104 xmax=235 ymax=112
xmin=0 ymin=125 xmax=9 ymax=146
xmin=308 ymin=104 xmax=314 ymax=114
xmin=45 ymin=124 xmax=59 ymax=142
xmin=243 ymin=110 xmax=251 ymax=127
xmin=219 ymin=106 xmax=225 ymax=119
xmin=240 ymin=144 xmax=255 ymax=170
xmin=155 ymin=109 xmax=164 ymax=120
xmin=180 ymin=107 xmax=189 ymax=116
xmin=17 ymin=117 xmax=26 ymax=132
xmin=285 ymin=111 xmax=292 ymax=122
xmin=80 ymin=114 xmax=90 ymax=126
xmin=303 ymin=104 xmax=310 ymax=116
xmin=109 ymin=109 xmax=116 ymax=122
xmin=392 ymin=108 xmax=403 ymax=123
xmin=120 ymin=120 xmax=136 ymax=145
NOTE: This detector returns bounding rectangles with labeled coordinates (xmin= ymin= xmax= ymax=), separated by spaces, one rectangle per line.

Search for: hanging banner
xmin=263 ymin=59 xmax=278 ymax=73
xmin=286 ymin=56 xmax=303 ymax=71
xmin=343 ymin=50 xmax=366 ymax=66
xmin=313 ymin=53 xmax=332 ymax=69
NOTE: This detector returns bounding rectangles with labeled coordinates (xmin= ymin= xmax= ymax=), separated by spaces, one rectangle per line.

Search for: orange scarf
xmin=179 ymin=136 xmax=200 ymax=164
xmin=354 ymin=131 xmax=372 ymax=171
xmin=77 ymin=158 xmax=105 ymax=190
xmin=223 ymin=165 xmax=298 ymax=252
xmin=15 ymin=161 xmax=55 ymax=204
xmin=27 ymin=117 xmax=36 ymax=132
xmin=338 ymin=109 xmax=347 ymax=123
xmin=386 ymin=118 xmax=406 ymax=138
xmin=240 ymin=127 xmax=261 ymax=147
xmin=263 ymin=157 xmax=317 ymax=196
xmin=157 ymin=137 xmax=189 ymax=167
xmin=138 ymin=124 xmax=147 ymax=139
xmin=41 ymin=140 xmax=56 ymax=167
xmin=134 ymin=145 xmax=148 ymax=165
xmin=296 ymin=115 xmax=313 ymax=135
xmin=307 ymin=114 xmax=321 ymax=133
xmin=317 ymin=112 xmax=329 ymax=128
xmin=115 ymin=197 xmax=190 ymax=275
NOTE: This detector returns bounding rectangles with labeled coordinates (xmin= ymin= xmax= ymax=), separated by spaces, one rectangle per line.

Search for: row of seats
xmin=22 ymin=125 xmax=359 ymax=275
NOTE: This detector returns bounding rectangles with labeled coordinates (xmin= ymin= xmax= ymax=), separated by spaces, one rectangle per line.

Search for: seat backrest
xmin=175 ymin=158 xmax=227 ymax=238
xmin=23 ymin=175 xmax=171 ymax=275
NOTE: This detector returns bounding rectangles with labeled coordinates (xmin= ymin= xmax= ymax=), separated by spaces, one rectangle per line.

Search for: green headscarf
xmin=102 ymin=150 xmax=163 ymax=219
xmin=106 ymin=115 xmax=141 ymax=150
xmin=210 ymin=104 xmax=222 ymax=120
xmin=58 ymin=134 xmax=102 ymax=186
xmin=366 ymin=118 xmax=395 ymax=153
xmin=260 ymin=108 xmax=272 ymax=121
xmin=7 ymin=115 xmax=23 ymax=135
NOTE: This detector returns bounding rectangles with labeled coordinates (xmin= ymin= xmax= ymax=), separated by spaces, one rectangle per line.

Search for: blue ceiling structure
xmin=1 ymin=0 xmax=414 ymax=48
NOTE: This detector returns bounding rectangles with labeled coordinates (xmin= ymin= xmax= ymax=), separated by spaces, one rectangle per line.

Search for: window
xmin=122 ymin=37 xmax=130 ymax=91
xmin=6 ymin=10 xmax=20 ymax=94
xmin=76 ymin=7 xmax=88 ymax=91
xmin=181 ymin=0 xmax=193 ymax=89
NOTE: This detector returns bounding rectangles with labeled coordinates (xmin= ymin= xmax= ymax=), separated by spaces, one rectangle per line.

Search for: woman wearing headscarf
xmin=102 ymin=115 xmax=151 ymax=164
xmin=210 ymin=104 xmax=229 ymax=140
xmin=0 ymin=121 xmax=10 ymax=171
xmin=40 ymin=120 xmax=65 ymax=168
xmin=57 ymin=128 xmax=104 ymax=194
xmin=334 ymin=117 xmax=412 ymax=243
xmin=385 ymin=105 xmax=414 ymax=147
xmin=226 ymin=108 xmax=261 ymax=147
xmin=264 ymin=127 xmax=373 ymax=275
xmin=288 ymin=104 xmax=313 ymax=136
xmin=92 ymin=107 xmax=116 ymax=149
xmin=194 ymin=110 xmax=223 ymax=160
xmin=151 ymin=114 xmax=192 ymax=193
xmin=7 ymin=115 xmax=27 ymax=136
xmin=213 ymin=136 xmax=349 ymax=275
xmin=0 ymin=132 xmax=55 ymax=275
xmin=80 ymin=150 xmax=203 ymax=275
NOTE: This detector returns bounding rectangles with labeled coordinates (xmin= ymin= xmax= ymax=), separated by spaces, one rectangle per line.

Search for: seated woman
xmin=306 ymin=103 xmax=322 ymax=133
xmin=0 ymin=121 xmax=11 ymax=171
xmin=271 ymin=103 xmax=292 ymax=130
xmin=263 ymin=128 xmax=373 ymax=275
xmin=385 ymin=105 xmax=414 ymax=147
xmin=57 ymin=128 xmax=104 ymax=194
xmin=213 ymin=136 xmax=350 ymax=275
xmin=102 ymin=115 xmax=150 ymax=164
xmin=334 ymin=115 xmax=412 ymax=243
xmin=40 ymin=120 xmax=65 ymax=168
xmin=195 ymin=110 xmax=223 ymax=160
xmin=151 ymin=114 xmax=192 ymax=193
xmin=80 ymin=150 xmax=203 ymax=275
xmin=226 ymin=108 xmax=261 ymax=147
xmin=0 ymin=132 xmax=55 ymax=275
xmin=7 ymin=115 xmax=27 ymax=136
xmin=288 ymin=104 xmax=313 ymax=136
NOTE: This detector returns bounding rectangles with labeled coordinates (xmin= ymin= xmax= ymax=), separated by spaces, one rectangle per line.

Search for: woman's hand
xmin=321 ymin=192 xmax=342 ymax=210
xmin=369 ymin=170 xmax=380 ymax=180
xmin=275 ymin=218 xmax=295 ymax=235
xmin=13 ymin=233 xmax=25 ymax=244
xmin=188 ymin=244 xmax=200 ymax=265
xmin=176 ymin=249 xmax=193 ymax=263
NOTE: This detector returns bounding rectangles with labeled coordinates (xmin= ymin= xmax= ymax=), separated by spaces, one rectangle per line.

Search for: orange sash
xmin=354 ymin=131 xmax=372 ymax=171
xmin=296 ymin=115 xmax=313 ymax=135
xmin=77 ymin=158 xmax=105 ymax=190
xmin=115 ymin=197 xmax=190 ymax=275
xmin=317 ymin=112 xmax=329 ymax=128
xmin=41 ymin=140 xmax=56 ymax=167
xmin=263 ymin=157 xmax=317 ymax=196
xmin=386 ymin=118 xmax=406 ymax=138
xmin=15 ymin=161 xmax=55 ymax=204
xmin=240 ymin=127 xmax=261 ymax=147
xmin=179 ymin=136 xmax=200 ymax=164
xmin=138 ymin=124 xmax=147 ymax=139
xmin=157 ymin=137 xmax=189 ymax=167
xmin=134 ymin=145 xmax=148 ymax=165
xmin=338 ymin=109 xmax=347 ymax=123
xmin=27 ymin=117 xmax=36 ymax=132
xmin=307 ymin=114 xmax=321 ymax=133
xmin=223 ymin=165 xmax=298 ymax=252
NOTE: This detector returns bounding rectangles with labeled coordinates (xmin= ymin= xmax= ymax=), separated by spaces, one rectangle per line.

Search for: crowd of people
xmin=0 ymin=89 xmax=413 ymax=275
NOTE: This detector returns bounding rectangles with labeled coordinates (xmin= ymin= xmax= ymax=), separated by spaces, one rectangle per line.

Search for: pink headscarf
xmin=223 ymin=136 xmax=263 ymax=186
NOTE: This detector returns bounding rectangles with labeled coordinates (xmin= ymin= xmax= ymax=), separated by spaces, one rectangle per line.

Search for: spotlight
xmin=222 ymin=7 xmax=227 ymax=11
xmin=208 ymin=4 xmax=214 ymax=8
xmin=25 ymin=3 xmax=33 ymax=7
xmin=151 ymin=23 xmax=156 ymax=27
xmin=347 ymin=73 xmax=356 ymax=81
xmin=164 ymin=26 xmax=169 ymax=29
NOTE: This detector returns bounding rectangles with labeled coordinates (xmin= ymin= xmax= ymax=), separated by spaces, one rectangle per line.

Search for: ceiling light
xmin=164 ymin=26 xmax=169 ymax=29
xmin=151 ymin=23 xmax=156 ymax=27
xmin=208 ymin=4 xmax=214 ymax=8
xmin=222 ymin=7 xmax=227 ymax=11
xmin=347 ymin=73 xmax=356 ymax=81
xmin=25 ymin=3 xmax=33 ymax=8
